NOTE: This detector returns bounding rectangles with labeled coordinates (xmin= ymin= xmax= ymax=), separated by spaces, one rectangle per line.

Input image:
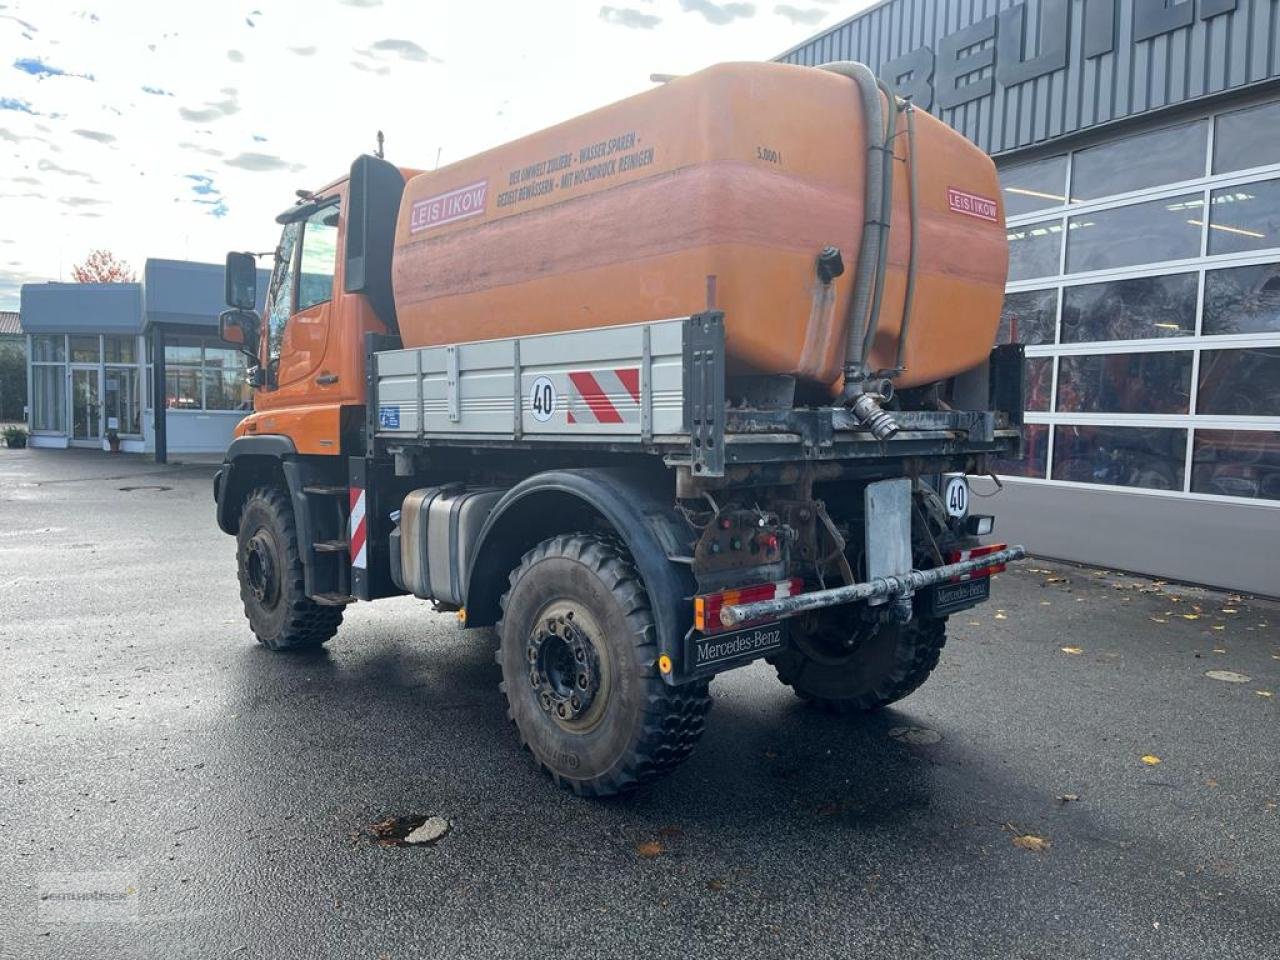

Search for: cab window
xmin=297 ymin=204 xmax=340 ymax=311
xmin=266 ymin=222 xmax=299 ymax=361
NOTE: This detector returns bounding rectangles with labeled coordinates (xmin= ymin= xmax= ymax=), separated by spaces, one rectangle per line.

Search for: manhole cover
xmin=118 ymin=485 xmax=172 ymax=492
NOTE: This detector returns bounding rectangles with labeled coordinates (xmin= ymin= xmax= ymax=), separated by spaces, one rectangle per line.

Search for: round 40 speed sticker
xmin=944 ymin=475 xmax=969 ymax=519
xmin=529 ymin=375 xmax=557 ymax=423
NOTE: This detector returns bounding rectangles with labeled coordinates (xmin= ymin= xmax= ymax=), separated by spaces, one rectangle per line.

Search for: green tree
xmin=0 ymin=343 xmax=26 ymax=423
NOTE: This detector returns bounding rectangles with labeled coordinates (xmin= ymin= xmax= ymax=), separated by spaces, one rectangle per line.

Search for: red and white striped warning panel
xmin=566 ymin=367 xmax=640 ymax=425
xmin=349 ymin=487 xmax=368 ymax=570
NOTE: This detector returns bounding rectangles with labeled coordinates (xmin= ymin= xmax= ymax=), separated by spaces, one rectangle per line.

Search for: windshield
xmin=265 ymin=222 xmax=300 ymax=361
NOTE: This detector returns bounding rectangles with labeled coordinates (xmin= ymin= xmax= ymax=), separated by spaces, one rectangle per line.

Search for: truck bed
xmin=370 ymin=313 xmax=1020 ymax=477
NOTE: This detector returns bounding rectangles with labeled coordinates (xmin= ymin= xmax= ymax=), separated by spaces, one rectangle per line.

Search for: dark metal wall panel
xmin=778 ymin=0 xmax=1280 ymax=155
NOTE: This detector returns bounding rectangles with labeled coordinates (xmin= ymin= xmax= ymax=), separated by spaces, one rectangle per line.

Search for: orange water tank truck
xmin=212 ymin=60 xmax=1025 ymax=797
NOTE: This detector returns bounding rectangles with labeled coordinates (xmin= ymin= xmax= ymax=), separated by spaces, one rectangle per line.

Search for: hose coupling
xmin=849 ymin=392 xmax=900 ymax=441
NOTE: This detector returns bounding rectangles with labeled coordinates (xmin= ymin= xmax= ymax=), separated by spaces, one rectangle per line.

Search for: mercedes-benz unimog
xmin=213 ymin=61 xmax=1025 ymax=795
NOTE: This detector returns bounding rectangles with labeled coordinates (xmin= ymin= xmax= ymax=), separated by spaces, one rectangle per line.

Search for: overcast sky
xmin=0 ymin=0 xmax=863 ymax=310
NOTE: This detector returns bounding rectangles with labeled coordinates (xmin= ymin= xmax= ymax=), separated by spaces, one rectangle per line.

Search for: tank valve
xmin=849 ymin=392 xmax=900 ymax=441
xmin=816 ymin=246 xmax=844 ymax=285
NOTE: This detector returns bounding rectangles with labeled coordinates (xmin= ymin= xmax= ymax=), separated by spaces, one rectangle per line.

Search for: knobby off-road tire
xmin=496 ymin=534 xmax=711 ymax=796
xmin=770 ymin=612 xmax=947 ymax=713
xmin=236 ymin=486 xmax=343 ymax=652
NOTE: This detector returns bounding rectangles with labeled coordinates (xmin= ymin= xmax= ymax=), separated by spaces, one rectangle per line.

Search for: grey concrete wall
xmin=972 ymin=477 xmax=1280 ymax=597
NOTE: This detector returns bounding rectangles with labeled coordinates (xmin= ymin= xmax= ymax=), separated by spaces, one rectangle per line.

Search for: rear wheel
xmin=770 ymin=608 xmax=946 ymax=713
xmin=236 ymin=486 xmax=343 ymax=652
xmin=497 ymin=533 xmax=711 ymax=796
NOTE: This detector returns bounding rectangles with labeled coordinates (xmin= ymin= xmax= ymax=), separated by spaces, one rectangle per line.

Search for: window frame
xmin=163 ymin=335 xmax=251 ymax=413
xmin=997 ymin=93 xmax=1280 ymax=505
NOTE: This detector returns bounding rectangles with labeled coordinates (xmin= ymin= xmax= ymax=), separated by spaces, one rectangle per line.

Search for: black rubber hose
xmin=892 ymin=103 xmax=919 ymax=376
xmin=860 ymin=77 xmax=900 ymax=373
xmin=818 ymin=62 xmax=885 ymax=393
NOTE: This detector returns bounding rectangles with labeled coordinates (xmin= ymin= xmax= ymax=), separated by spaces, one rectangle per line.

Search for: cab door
xmin=263 ymin=198 xmax=342 ymax=395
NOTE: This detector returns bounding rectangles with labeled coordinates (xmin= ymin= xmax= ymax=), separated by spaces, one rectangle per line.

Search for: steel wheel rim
xmin=525 ymin=600 xmax=611 ymax=733
xmin=245 ymin=530 xmax=280 ymax=609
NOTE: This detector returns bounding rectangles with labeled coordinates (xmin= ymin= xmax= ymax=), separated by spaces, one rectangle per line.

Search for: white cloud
xmin=0 ymin=0 xmax=861 ymax=308
xmin=774 ymin=4 xmax=828 ymax=26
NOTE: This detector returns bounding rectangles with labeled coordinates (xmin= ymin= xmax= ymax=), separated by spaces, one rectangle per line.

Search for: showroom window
xmin=163 ymin=336 xmax=251 ymax=411
xmin=30 ymin=334 xmax=66 ymax=433
xmin=997 ymin=95 xmax=1280 ymax=502
xmin=104 ymin=335 xmax=142 ymax=435
xmin=28 ymin=334 xmax=145 ymax=438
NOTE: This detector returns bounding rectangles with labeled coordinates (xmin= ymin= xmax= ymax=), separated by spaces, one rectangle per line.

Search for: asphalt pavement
xmin=1 ymin=448 xmax=1277 ymax=960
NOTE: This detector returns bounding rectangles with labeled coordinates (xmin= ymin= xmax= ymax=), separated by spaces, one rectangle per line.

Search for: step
xmin=302 ymin=484 xmax=349 ymax=497
xmin=312 ymin=592 xmax=354 ymax=606
xmin=313 ymin=539 xmax=349 ymax=554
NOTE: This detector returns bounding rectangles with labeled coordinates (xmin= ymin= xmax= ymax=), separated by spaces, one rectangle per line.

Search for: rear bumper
xmin=719 ymin=545 xmax=1027 ymax=627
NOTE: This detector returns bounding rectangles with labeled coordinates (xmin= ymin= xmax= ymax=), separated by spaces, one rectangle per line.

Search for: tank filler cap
xmin=816 ymin=246 xmax=845 ymax=285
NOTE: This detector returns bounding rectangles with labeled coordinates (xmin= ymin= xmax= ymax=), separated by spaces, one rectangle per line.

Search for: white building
xmin=21 ymin=258 xmax=266 ymax=458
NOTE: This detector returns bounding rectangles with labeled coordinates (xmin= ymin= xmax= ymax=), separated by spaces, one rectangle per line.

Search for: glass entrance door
xmin=71 ymin=367 xmax=102 ymax=443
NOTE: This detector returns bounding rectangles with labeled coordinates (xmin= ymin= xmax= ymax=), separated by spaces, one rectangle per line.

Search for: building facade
xmin=20 ymin=259 xmax=266 ymax=457
xmin=781 ymin=0 xmax=1279 ymax=595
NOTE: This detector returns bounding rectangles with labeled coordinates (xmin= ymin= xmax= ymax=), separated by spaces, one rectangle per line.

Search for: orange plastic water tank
xmin=391 ymin=61 xmax=1008 ymax=392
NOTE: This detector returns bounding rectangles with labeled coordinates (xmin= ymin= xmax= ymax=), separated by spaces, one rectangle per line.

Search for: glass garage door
xmin=993 ymin=97 xmax=1280 ymax=504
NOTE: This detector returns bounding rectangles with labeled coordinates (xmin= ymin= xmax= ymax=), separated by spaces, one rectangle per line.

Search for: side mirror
xmin=224 ymin=251 xmax=257 ymax=310
xmin=219 ymin=308 xmax=260 ymax=360
xmin=219 ymin=312 xmax=246 ymax=346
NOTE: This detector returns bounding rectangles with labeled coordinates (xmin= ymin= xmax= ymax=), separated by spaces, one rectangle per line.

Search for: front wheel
xmin=769 ymin=608 xmax=947 ymax=712
xmin=497 ymin=534 xmax=711 ymax=796
xmin=236 ymin=486 xmax=343 ymax=652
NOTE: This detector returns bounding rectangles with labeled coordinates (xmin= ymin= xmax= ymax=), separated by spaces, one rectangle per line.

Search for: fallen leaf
xmin=1141 ymin=755 xmax=1162 ymax=766
xmin=1150 ymin=617 xmax=1168 ymax=624
xmin=705 ymin=879 xmax=725 ymax=892
xmin=1222 ymin=608 xmax=1238 ymax=614
xmin=816 ymin=802 xmax=840 ymax=817
xmin=1181 ymin=613 xmax=1200 ymax=621
xmin=1213 ymin=647 xmax=1227 ymax=654
xmin=1212 ymin=625 xmax=1225 ymax=631
xmin=403 ymin=816 xmax=450 ymax=845
xmin=634 ymin=840 xmax=665 ymax=859
xmin=1205 ymin=670 xmax=1251 ymax=683
xmin=1012 ymin=834 xmax=1051 ymax=853
xmin=656 ymin=824 xmax=683 ymax=839
xmin=1256 ymin=690 xmax=1273 ymax=698
xmin=1060 ymin=646 xmax=1084 ymax=655
xmin=1056 ymin=793 xmax=1080 ymax=803
xmin=1045 ymin=576 xmax=1067 ymax=584
xmin=994 ymin=612 xmax=1007 ymax=621
xmin=1039 ymin=600 xmax=1051 ymax=606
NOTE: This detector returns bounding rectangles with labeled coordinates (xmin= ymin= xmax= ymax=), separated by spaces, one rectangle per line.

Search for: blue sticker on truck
xmin=378 ymin=404 xmax=401 ymax=430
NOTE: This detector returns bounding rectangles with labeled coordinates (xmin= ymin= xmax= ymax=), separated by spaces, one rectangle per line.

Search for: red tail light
xmin=695 ymin=578 xmax=803 ymax=633
xmin=943 ymin=543 xmax=1007 ymax=581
